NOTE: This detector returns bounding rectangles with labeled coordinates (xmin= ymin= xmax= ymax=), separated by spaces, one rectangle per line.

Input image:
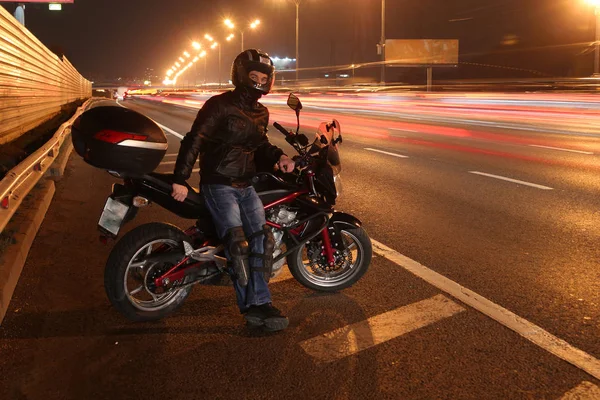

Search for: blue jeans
xmin=202 ymin=184 xmax=272 ymax=312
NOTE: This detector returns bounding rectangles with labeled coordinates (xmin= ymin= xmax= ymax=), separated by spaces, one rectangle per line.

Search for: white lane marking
xmin=371 ymin=239 xmax=600 ymax=380
xmin=560 ymin=381 xmax=600 ymax=400
xmin=300 ymin=294 xmax=465 ymax=363
xmin=159 ymin=161 xmax=176 ymax=165
xmin=115 ymin=103 xmax=185 ymax=141
xmin=157 ymin=123 xmax=184 ymax=139
xmin=163 ymin=153 xmax=178 ymax=157
xmin=529 ymin=144 xmax=594 ymax=155
xmin=192 ymin=168 xmax=200 ymax=173
xmin=469 ymin=171 xmax=553 ymax=190
xmin=365 ymin=148 xmax=409 ymax=158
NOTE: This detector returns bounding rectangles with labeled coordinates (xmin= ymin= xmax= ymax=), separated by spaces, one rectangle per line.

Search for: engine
xmin=266 ymin=205 xmax=299 ymax=276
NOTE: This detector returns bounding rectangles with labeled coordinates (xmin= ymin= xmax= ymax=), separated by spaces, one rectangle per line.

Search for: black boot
xmin=243 ymin=303 xmax=289 ymax=332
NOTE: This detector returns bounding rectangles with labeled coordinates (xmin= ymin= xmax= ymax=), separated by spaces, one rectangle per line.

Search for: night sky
xmin=2 ymin=0 xmax=597 ymax=81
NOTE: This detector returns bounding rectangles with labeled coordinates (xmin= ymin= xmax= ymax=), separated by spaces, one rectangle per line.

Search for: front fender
xmin=330 ymin=212 xmax=362 ymax=229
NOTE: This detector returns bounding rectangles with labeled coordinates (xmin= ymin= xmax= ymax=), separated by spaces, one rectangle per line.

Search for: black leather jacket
xmin=173 ymin=88 xmax=284 ymax=187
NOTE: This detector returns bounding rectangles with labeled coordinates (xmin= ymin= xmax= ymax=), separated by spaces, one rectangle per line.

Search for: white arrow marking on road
xmin=529 ymin=144 xmax=594 ymax=155
xmin=300 ymin=294 xmax=465 ymax=363
xmin=560 ymin=381 xmax=600 ymax=399
xmin=371 ymin=239 xmax=600 ymax=380
xmin=469 ymin=171 xmax=553 ymax=190
xmin=365 ymin=148 xmax=409 ymax=158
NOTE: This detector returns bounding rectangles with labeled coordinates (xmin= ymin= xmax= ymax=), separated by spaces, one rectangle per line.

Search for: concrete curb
xmin=47 ymin=138 xmax=74 ymax=181
xmin=0 ymin=179 xmax=55 ymax=324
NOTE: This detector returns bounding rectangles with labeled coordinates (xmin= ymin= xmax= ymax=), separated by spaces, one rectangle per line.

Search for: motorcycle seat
xmin=143 ymin=172 xmax=204 ymax=206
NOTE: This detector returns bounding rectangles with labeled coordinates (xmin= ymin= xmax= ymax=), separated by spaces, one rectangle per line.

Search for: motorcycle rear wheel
xmin=286 ymin=226 xmax=372 ymax=292
xmin=104 ymin=222 xmax=192 ymax=322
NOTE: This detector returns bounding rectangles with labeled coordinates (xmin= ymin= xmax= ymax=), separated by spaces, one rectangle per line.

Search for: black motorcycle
xmin=93 ymin=93 xmax=372 ymax=321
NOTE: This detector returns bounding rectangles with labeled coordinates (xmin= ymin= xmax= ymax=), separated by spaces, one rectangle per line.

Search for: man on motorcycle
xmin=171 ymin=49 xmax=295 ymax=332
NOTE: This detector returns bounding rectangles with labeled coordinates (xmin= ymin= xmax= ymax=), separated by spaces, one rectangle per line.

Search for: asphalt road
xmin=0 ymin=94 xmax=599 ymax=400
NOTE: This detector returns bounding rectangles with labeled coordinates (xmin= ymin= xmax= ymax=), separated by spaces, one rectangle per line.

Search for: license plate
xmin=98 ymin=197 xmax=129 ymax=236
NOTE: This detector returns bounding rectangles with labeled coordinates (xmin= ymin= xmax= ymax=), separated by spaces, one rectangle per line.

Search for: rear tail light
xmin=94 ymin=129 xmax=148 ymax=144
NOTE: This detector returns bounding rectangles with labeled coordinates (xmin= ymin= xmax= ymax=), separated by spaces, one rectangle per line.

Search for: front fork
xmin=321 ymin=224 xmax=345 ymax=267
xmin=321 ymin=228 xmax=336 ymax=267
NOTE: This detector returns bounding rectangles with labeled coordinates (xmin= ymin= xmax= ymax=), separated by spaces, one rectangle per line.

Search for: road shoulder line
xmin=371 ymin=239 xmax=600 ymax=380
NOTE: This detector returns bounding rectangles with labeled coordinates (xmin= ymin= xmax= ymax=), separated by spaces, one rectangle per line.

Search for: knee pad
xmin=248 ymin=224 xmax=276 ymax=282
xmin=263 ymin=226 xmax=275 ymax=254
xmin=224 ymin=227 xmax=250 ymax=286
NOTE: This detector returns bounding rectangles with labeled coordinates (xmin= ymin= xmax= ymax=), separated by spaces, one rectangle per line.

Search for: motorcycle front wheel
xmin=104 ymin=222 xmax=192 ymax=322
xmin=286 ymin=226 xmax=372 ymax=292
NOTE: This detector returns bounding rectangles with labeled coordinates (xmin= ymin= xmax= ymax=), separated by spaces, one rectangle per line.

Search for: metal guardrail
xmin=0 ymin=98 xmax=93 ymax=234
xmin=0 ymin=5 xmax=91 ymax=145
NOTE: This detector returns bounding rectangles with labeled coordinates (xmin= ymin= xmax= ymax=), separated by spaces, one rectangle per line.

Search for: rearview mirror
xmin=287 ymin=93 xmax=302 ymax=111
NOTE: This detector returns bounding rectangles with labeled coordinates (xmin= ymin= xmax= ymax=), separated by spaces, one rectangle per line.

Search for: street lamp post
xmin=595 ymin=5 xmax=600 ymax=76
xmin=295 ymin=1 xmax=300 ymax=83
xmin=192 ymin=42 xmax=201 ymax=86
xmin=380 ymin=0 xmax=386 ymax=84
xmin=217 ymin=43 xmax=221 ymax=87
xmin=278 ymin=1 xmax=301 ymax=83
xmin=586 ymin=0 xmax=600 ymax=76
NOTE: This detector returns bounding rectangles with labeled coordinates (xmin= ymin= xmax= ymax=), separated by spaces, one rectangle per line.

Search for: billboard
xmin=385 ymin=39 xmax=459 ymax=66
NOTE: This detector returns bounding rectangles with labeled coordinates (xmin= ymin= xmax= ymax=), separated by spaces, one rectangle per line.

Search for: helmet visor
xmin=243 ymin=59 xmax=274 ymax=93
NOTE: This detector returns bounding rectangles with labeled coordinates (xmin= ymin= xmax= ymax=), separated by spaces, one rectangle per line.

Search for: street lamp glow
xmin=211 ymin=42 xmax=218 ymax=49
xmin=227 ymin=33 xmax=235 ymax=41
xmin=183 ymin=51 xmax=191 ymax=58
xmin=192 ymin=41 xmax=201 ymax=50
xmin=204 ymin=34 xmax=214 ymax=42
xmin=166 ymin=69 xmax=173 ymax=76
xmin=175 ymin=62 xmax=181 ymax=67
xmin=193 ymin=56 xmax=199 ymax=62
xmin=200 ymin=51 xmax=207 ymax=57
xmin=179 ymin=57 xmax=185 ymax=62
xmin=225 ymin=18 xmax=262 ymax=52
xmin=585 ymin=0 xmax=600 ymax=6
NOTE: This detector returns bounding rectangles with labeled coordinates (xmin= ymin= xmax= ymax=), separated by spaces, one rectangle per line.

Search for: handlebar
xmin=273 ymin=121 xmax=308 ymax=152
xmin=273 ymin=122 xmax=290 ymax=137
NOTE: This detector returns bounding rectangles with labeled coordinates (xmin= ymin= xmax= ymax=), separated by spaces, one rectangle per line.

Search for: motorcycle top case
xmin=72 ymin=105 xmax=169 ymax=175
